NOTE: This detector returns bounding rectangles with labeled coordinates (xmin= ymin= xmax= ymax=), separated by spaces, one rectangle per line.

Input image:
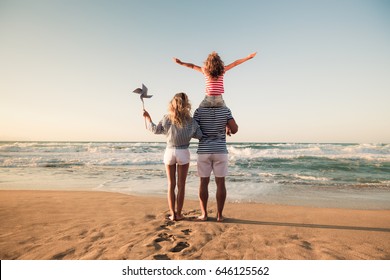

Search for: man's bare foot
xmin=217 ymin=215 xmax=225 ymax=222
xmin=176 ymin=214 xmax=184 ymax=221
xmin=168 ymin=215 xmax=175 ymax=221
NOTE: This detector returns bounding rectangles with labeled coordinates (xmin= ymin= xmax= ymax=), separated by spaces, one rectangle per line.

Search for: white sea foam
xmin=227 ymin=143 xmax=390 ymax=162
xmin=292 ymin=174 xmax=330 ymax=182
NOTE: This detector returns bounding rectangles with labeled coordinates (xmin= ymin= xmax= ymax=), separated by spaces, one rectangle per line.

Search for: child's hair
xmin=168 ymin=92 xmax=192 ymax=127
xmin=203 ymin=52 xmax=225 ymax=79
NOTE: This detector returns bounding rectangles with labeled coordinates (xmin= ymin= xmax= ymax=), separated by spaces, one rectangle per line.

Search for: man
xmin=193 ymin=106 xmax=238 ymax=222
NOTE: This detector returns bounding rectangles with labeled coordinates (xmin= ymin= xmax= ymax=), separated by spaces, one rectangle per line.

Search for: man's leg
xmin=215 ymin=177 xmax=226 ymax=222
xmin=198 ymin=177 xmax=210 ymax=220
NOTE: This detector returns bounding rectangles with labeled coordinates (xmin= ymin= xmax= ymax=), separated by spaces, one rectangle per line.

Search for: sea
xmin=0 ymin=141 xmax=389 ymax=210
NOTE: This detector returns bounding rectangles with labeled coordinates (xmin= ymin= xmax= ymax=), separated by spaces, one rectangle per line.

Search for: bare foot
xmin=168 ymin=215 xmax=175 ymax=221
xmin=197 ymin=215 xmax=208 ymax=221
xmin=176 ymin=214 xmax=184 ymax=221
xmin=217 ymin=215 xmax=225 ymax=222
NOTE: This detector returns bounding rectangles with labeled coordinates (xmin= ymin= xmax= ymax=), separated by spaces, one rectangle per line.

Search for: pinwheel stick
xmin=141 ymin=100 xmax=146 ymax=128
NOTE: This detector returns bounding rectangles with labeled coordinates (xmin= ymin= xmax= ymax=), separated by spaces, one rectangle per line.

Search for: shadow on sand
xmin=224 ymin=218 xmax=390 ymax=233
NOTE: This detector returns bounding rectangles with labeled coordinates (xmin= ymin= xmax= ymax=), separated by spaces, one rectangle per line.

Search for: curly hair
xmin=168 ymin=92 xmax=192 ymax=127
xmin=203 ymin=52 xmax=225 ymax=79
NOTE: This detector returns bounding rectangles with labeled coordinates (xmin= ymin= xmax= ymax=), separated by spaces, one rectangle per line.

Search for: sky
xmin=1 ymin=0 xmax=389 ymax=143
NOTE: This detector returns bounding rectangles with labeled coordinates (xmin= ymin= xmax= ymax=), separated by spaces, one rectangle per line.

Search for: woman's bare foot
xmin=197 ymin=215 xmax=208 ymax=221
xmin=168 ymin=214 xmax=176 ymax=221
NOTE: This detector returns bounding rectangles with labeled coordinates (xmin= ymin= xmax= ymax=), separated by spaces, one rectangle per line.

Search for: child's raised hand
xmin=173 ymin=57 xmax=182 ymax=64
xmin=248 ymin=52 xmax=257 ymax=59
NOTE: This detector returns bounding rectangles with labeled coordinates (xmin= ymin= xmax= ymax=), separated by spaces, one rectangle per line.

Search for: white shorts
xmin=164 ymin=148 xmax=190 ymax=165
xmin=197 ymin=154 xmax=229 ymax=177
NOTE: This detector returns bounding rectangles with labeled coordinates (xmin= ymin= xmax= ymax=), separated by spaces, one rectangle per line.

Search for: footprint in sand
xmin=154 ymin=232 xmax=175 ymax=243
xmin=90 ymin=232 xmax=105 ymax=242
xmin=144 ymin=214 xmax=156 ymax=221
xmin=153 ymin=254 xmax=171 ymax=260
xmin=300 ymin=241 xmax=313 ymax=250
xmin=181 ymin=229 xmax=192 ymax=235
xmin=18 ymin=237 xmax=36 ymax=245
xmin=160 ymin=220 xmax=175 ymax=229
xmin=79 ymin=229 xmax=88 ymax=239
xmin=170 ymin=241 xmax=189 ymax=253
xmin=51 ymin=248 xmax=76 ymax=260
xmin=289 ymin=234 xmax=300 ymax=240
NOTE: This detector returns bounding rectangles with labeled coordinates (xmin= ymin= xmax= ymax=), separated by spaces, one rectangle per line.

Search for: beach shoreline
xmin=1 ymin=190 xmax=389 ymax=260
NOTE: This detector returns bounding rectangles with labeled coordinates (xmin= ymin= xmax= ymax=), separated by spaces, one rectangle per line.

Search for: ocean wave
xmin=0 ymin=158 xmax=163 ymax=168
xmin=291 ymin=174 xmax=330 ymax=182
xmin=0 ymin=142 xmax=166 ymax=168
xmin=227 ymin=143 xmax=390 ymax=162
xmin=0 ymin=142 xmax=166 ymax=154
xmin=1 ymin=142 xmax=389 ymax=191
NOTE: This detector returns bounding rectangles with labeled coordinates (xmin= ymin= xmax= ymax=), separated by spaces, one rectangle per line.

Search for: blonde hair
xmin=203 ymin=51 xmax=225 ymax=79
xmin=168 ymin=92 xmax=192 ymax=127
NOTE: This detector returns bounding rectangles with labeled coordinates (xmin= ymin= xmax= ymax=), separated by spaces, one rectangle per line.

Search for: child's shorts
xmin=197 ymin=153 xmax=229 ymax=177
xmin=199 ymin=95 xmax=226 ymax=107
xmin=164 ymin=148 xmax=190 ymax=165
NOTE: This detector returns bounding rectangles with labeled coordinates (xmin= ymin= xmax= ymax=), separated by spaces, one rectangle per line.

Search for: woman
xmin=143 ymin=92 xmax=202 ymax=221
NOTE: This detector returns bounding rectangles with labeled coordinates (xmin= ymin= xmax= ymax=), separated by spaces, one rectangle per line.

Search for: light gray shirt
xmin=148 ymin=115 xmax=203 ymax=149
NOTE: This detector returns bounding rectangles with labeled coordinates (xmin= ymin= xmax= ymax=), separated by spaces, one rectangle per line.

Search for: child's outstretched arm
xmin=173 ymin=57 xmax=203 ymax=73
xmin=224 ymin=52 xmax=257 ymax=72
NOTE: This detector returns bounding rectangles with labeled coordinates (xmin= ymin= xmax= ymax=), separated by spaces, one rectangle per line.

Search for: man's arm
xmin=227 ymin=118 xmax=238 ymax=134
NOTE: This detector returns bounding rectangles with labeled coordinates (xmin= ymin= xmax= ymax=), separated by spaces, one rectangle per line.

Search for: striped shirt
xmin=148 ymin=115 xmax=203 ymax=149
xmin=193 ymin=107 xmax=234 ymax=154
xmin=205 ymin=74 xmax=224 ymax=96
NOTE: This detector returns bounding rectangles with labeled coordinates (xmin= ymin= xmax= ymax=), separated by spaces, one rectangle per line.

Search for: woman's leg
xmin=165 ymin=164 xmax=177 ymax=221
xmin=176 ymin=163 xmax=189 ymax=220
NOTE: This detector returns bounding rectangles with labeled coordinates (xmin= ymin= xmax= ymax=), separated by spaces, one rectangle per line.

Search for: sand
xmin=0 ymin=190 xmax=389 ymax=260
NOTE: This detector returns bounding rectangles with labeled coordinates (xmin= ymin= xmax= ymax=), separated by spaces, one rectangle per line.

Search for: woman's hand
xmin=143 ymin=110 xmax=151 ymax=122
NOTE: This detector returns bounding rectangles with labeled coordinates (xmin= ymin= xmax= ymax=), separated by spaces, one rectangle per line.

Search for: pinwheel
xmin=133 ymin=83 xmax=153 ymax=127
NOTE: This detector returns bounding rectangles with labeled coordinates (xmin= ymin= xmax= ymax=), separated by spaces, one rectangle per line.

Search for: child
xmin=173 ymin=51 xmax=257 ymax=107
xmin=143 ymin=92 xmax=203 ymax=221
